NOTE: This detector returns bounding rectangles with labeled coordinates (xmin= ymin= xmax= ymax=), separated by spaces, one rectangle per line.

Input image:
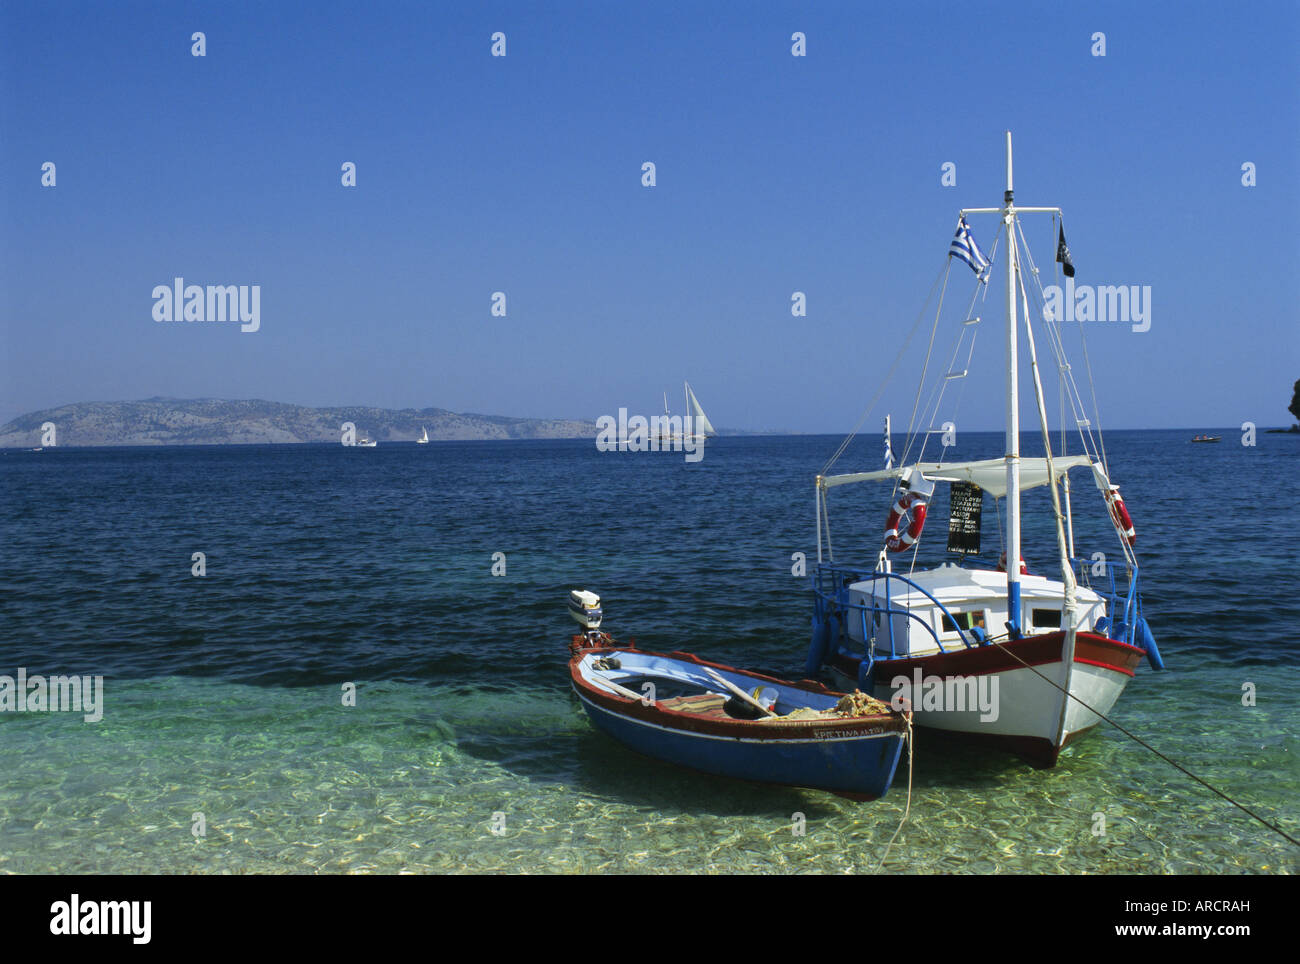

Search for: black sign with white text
xmin=947 ymin=482 xmax=983 ymax=555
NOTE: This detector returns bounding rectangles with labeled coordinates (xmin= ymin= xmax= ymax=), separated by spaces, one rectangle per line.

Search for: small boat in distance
xmin=1191 ymin=434 xmax=1221 ymax=443
xmin=356 ymin=435 xmax=378 ymax=448
xmin=684 ymin=381 xmax=715 ymax=442
xmin=655 ymin=381 xmax=717 ymax=445
xmin=567 ymin=592 xmax=909 ymax=800
xmin=417 ymin=426 xmax=429 ymax=444
xmin=656 ymin=392 xmax=673 ymax=444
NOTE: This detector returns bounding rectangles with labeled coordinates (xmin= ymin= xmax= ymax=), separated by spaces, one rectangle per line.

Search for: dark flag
xmin=1056 ymin=223 xmax=1075 ymax=278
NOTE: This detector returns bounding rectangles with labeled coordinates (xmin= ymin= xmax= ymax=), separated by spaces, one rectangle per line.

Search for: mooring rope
xmin=876 ymin=707 xmax=914 ymax=870
xmin=978 ymin=633 xmax=1300 ymax=848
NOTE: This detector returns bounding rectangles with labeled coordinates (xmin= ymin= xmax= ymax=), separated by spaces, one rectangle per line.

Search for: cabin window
xmin=940 ymin=610 xmax=986 ymax=635
xmin=1031 ymin=608 xmax=1061 ymax=629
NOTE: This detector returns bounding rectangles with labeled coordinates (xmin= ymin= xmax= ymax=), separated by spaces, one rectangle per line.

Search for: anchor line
xmin=977 ymin=632 xmax=1299 ymax=848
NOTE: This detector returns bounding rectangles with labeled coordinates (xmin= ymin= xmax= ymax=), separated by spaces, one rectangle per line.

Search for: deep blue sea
xmin=1 ymin=430 xmax=1296 ymax=873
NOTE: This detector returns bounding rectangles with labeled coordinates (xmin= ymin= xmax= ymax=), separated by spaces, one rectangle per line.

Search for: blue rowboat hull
xmin=576 ymin=687 xmax=904 ymax=798
xmin=571 ymin=672 xmax=906 ymax=800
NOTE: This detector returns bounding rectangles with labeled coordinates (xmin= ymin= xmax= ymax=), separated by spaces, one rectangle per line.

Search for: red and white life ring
xmin=884 ymin=491 xmax=928 ymax=552
xmin=997 ymin=552 xmax=1030 ymax=575
xmin=1106 ymin=486 xmax=1136 ymax=546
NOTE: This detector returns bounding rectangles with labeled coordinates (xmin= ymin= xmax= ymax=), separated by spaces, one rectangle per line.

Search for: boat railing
xmin=812 ymin=563 xmax=979 ymax=660
xmin=1072 ymin=557 xmax=1141 ymax=648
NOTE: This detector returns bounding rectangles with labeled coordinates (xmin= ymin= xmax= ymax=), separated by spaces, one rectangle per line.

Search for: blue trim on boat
xmin=574 ymin=689 xmax=904 ymax=798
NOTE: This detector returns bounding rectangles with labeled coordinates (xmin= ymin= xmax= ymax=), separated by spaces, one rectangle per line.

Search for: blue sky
xmin=2 ymin=0 xmax=1297 ymax=431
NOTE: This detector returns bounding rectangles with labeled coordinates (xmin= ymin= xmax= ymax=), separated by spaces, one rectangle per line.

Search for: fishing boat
xmin=1191 ymin=434 xmax=1221 ymax=443
xmin=356 ymin=434 xmax=378 ymax=448
xmin=417 ymin=426 xmax=429 ymax=444
xmin=804 ymin=132 xmax=1163 ymax=768
xmin=568 ymin=592 xmax=908 ymax=800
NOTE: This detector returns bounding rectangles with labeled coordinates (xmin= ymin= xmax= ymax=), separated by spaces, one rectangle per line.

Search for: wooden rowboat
xmin=568 ymin=629 xmax=908 ymax=800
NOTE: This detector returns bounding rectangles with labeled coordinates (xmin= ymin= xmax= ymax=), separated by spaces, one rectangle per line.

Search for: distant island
xmin=0 ymin=398 xmax=600 ymax=447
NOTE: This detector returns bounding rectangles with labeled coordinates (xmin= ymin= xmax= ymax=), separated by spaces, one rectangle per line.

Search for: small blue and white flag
xmin=949 ymin=215 xmax=989 ymax=282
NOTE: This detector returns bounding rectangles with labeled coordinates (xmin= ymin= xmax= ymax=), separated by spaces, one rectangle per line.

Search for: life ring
xmin=1106 ymin=486 xmax=1136 ymax=546
xmin=884 ymin=491 xmax=928 ymax=552
xmin=997 ymin=552 xmax=1030 ymax=575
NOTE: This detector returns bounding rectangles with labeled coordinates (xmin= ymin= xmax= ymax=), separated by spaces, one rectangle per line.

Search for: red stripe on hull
xmin=844 ymin=631 xmax=1143 ymax=680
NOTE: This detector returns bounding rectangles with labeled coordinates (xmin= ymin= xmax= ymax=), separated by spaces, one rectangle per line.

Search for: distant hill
xmin=0 ymin=398 xmax=599 ymax=447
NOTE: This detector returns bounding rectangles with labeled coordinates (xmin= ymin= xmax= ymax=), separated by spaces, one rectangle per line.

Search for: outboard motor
xmin=568 ymin=589 xmax=602 ymax=630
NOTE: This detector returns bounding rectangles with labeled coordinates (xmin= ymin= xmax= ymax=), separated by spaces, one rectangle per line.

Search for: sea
xmin=0 ymin=430 xmax=1295 ymax=874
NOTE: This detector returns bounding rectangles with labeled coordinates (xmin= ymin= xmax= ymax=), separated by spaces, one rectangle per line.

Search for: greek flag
xmin=949 ymin=215 xmax=989 ymax=282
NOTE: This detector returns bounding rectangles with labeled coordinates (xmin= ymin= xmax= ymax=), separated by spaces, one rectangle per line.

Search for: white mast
xmin=1003 ymin=130 xmax=1023 ymax=635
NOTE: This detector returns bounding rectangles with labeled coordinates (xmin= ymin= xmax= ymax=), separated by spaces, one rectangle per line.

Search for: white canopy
xmin=821 ymin=455 xmax=1097 ymax=500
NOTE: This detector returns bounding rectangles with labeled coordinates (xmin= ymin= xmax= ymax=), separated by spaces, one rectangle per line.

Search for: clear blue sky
xmin=3 ymin=1 xmax=1297 ymax=431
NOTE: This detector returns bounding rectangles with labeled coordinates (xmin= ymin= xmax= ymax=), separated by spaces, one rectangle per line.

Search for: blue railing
xmin=1072 ymin=557 xmax=1142 ymax=649
xmin=808 ymin=557 xmax=1160 ymax=677
xmin=811 ymin=563 xmax=982 ymax=661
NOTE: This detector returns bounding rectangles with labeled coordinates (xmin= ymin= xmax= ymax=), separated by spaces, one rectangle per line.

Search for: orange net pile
xmin=834 ymin=690 xmax=892 ymax=717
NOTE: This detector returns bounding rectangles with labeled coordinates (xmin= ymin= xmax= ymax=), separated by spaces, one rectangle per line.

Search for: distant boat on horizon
xmin=684 ymin=381 xmax=715 ymax=441
xmin=656 ymin=381 xmax=717 ymax=444
xmin=1191 ymin=434 xmax=1222 ymax=443
xmin=417 ymin=426 xmax=429 ymax=444
xmin=356 ymin=434 xmax=378 ymax=448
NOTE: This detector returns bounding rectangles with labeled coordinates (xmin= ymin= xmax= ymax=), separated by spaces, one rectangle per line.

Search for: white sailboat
xmin=805 ymin=132 xmax=1163 ymax=768
xmin=656 ymin=391 xmax=673 ymax=443
xmin=417 ymin=426 xmax=429 ymax=444
xmin=683 ymin=381 xmax=715 ymax=442
xmin=655 ymin=381 xmax=716 ymax=445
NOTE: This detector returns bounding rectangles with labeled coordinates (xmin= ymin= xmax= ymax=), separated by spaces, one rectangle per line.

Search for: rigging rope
xmin=897 ymin=227 xmax=1003 ymax=476
xmin=820 ymin=257 xmax=950 ymax=477
xmin=1014 ymin=218 xmax=1136 ymax=569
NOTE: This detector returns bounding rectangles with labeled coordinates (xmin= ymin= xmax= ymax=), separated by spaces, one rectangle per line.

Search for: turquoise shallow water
xmin=0 ymin=433 xmax=1296 ymax=873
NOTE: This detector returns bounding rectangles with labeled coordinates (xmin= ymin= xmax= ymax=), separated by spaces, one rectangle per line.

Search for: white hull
xmin=829 ymin=632 xmax=1139 ymax=766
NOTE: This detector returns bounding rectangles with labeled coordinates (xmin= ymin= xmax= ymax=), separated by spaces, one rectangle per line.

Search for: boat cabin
xmin=844 ymin=563 xmax=1108 ymax=658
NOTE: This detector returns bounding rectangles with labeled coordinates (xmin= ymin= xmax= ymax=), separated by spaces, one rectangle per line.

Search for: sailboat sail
xmin=684 ymin=382 xmax=715 ymax=436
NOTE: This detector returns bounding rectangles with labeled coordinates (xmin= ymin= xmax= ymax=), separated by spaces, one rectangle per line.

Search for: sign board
xmin=947 ymin=481 xmax=983 ymax=555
